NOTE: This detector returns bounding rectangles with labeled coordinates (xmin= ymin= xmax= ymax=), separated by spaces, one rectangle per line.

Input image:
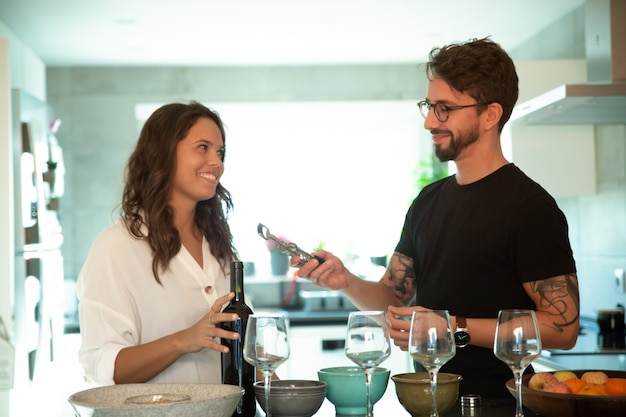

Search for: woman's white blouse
xmin=76 ymin=218 xmax=230 ymax=385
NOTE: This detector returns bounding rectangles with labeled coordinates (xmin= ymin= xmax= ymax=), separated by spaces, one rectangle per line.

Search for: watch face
xmin=454 ymin=331 xmax=470 ymax=347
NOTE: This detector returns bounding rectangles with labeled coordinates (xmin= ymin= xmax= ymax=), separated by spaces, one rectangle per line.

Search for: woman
xmin=77 ymin=101 xmax=241 ymax=385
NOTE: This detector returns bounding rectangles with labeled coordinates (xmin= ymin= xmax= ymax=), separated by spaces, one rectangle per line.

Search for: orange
xmin=603 ymin=378 xmax=626 ymax=396
xmin=564 ymin=378 xmax=587 ymax=394
xmin=578 ymin=383 xmax=608 ymax=396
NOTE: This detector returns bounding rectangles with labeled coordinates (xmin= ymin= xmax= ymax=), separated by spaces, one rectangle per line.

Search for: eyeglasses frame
xmin=417 ymin=100 xmax=489 ymax=123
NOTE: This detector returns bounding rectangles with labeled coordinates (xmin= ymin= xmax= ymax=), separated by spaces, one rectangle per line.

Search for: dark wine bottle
xmin=220 ymin=260 xmax=256 ymax=417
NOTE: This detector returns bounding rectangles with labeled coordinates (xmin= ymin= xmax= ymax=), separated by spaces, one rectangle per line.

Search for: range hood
xmin=511 ymin=0 xmax=626 ymax=125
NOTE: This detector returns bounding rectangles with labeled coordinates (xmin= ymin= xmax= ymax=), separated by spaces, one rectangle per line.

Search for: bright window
xmin=136 ymin=101 xmax=430 ymax=278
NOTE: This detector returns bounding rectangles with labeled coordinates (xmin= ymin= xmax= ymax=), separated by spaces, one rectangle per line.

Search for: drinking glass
xmin=345 ymin=311 xmax=391 ymax=417
xmin=493 ymin=309 xmax=542 ymax=417
xmin=243 ymin=313 xmax=290 ymax=417
xmin=408 ymin=310 xmax=456 ymax=417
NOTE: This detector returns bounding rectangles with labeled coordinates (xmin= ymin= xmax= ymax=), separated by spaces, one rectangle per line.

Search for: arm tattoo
xmin=384 ymin=252 xmax=416 ymax=304
xmin=529 ymin=273 xmax=580 ymax=332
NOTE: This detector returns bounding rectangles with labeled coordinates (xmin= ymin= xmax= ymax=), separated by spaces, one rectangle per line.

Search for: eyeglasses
xmin=417 ymin=100 xmax=488 ymax=123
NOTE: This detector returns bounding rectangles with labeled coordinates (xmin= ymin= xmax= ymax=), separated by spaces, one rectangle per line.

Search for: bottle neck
xmin=230 ymin=261 xmax=244 ymax=303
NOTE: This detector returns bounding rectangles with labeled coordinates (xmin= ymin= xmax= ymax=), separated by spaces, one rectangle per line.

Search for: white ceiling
xmin=0 ymin=0 xmax=584 ymax=67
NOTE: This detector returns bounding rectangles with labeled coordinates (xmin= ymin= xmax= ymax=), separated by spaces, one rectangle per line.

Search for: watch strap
xmin=456 ymin=315 xmax=467 ymax=329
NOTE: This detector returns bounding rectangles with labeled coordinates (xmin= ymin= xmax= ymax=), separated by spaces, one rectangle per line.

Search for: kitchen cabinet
xmin=281 ymin=324 xmax=413 ymax=381
xmin=503 ymin=59 xmax=597 ymax=197
xmin=505 ymin=124 xmax=596 ymax=197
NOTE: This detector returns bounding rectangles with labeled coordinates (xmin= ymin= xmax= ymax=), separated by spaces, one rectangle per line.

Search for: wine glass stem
xmin=514 ymin=370 xmax=524 ymax=417
xmin=365 ymin=370 xmax=374 ymax=417
xmin=264 ymin=373 xmax=272 ymax=417
xmin=429 ymin=370 xmax=439 ymax=417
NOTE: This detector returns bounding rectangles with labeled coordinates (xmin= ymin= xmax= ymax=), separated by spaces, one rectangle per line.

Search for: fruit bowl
xmin=506 ymin=370 xmax=626 ymax=417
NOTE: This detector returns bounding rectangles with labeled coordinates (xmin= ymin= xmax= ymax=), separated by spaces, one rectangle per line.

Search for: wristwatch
xmin=454 ymin=316 xmax=471 ymax=348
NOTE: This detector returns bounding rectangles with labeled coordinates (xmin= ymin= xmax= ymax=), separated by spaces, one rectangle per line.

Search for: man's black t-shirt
xmin=395 ymin=163 xmax=576 ymax=397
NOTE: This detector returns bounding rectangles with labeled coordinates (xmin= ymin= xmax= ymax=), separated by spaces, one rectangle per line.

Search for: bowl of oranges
xmin=506 ymin=370 xmax=626 ymax=417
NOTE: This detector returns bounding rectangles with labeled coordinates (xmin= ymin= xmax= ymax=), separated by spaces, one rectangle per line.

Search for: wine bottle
xmin=220 ymin=260 xmax=256 ymax=417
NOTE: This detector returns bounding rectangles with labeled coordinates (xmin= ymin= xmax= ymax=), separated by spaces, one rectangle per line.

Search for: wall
xmin=509 ymin=5 xmax=626 ymax=316
xmin=0 ymin=19 xmax=47 ymax=417
xmin=0 ymin=37 xmax=12 ymax=416
xmin=558 ymin=126 xmax=626 ymax=316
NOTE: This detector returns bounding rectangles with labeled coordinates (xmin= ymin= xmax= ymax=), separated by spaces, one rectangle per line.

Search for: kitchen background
xmin=1 ymin=1 xmax=625 ymax=416
xmin=45 ymin=5 xmax=626 ymax=318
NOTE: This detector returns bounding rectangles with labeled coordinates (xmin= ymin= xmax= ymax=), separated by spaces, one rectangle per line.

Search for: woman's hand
xmin=178 ymin=292 xmax=240 ymax=353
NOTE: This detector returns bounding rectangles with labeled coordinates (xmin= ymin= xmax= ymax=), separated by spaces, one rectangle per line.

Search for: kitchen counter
xmin=535 ymin=317 xmax=626 ymax=371
xmin=247 ymin=276 xmax=358 ymax=326
xmin=255 ymin=387 xmax=543 ymax=416
xmin=536 ymin=350 xmax=626 ymax=371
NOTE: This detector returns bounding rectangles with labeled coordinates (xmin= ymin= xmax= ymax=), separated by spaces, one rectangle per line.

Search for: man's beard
xmin=433 ymin=123 xmax=480 ymax=162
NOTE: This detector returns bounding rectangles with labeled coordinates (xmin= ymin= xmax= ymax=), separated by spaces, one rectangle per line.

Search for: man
xmin=294 ymin=38 xmax=579 ymax=397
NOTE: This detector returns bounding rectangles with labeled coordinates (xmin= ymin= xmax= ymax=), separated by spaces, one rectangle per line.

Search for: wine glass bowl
xmin=494 ymin=309 xmax=542 ymax=417
xmin=408 ymin=310 xmax=456 ymax=417
xmin=345 ymin=311 xmax=391 ymax=417
xmin=243 ymin=313 xmax=290 ymax=417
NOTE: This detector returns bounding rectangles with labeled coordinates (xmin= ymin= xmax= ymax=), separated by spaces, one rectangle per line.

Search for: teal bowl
xmin=317 ymin=366 xmax=390 ymax=415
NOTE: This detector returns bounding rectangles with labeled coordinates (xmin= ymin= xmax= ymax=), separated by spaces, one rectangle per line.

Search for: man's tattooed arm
xmin=528 ymin=273 xmax=580 ymax=332
xmin=381 ymin=252 xmax=417 ymax=305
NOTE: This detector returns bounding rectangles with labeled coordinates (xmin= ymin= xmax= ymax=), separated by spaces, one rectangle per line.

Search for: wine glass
xmin=408 ymin=310 xmax=456 ymax=417
xmin=243 ymin=313 xmax=290 ymax=417
xmin=345 ymin=311 xmax=391 ymax=417
xmin=493 ymin=309 xmax=542 ymax=417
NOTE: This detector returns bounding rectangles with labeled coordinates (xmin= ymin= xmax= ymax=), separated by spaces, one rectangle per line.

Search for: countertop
xmin=255 ymin=387 xmax=543 ymax=416
xmin=534 ymin=317 xmax=626 ymax=371
xmin=254 ymin=306 xmax=355 ymax=326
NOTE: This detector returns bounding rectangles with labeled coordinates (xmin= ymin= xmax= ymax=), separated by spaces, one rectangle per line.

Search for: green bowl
xmin=317 ymin=366 xmax=390 ymax=415
xmin=391 ymin=372 xmax=462 ymax=417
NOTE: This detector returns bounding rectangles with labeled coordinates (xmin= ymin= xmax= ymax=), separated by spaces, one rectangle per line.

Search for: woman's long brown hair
xmin=120 ymin=101 xmax=237 ymax=283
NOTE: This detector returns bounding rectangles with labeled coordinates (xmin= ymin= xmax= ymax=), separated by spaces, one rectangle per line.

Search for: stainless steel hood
xmin=511 ymin=0 xmax=626 ymax=125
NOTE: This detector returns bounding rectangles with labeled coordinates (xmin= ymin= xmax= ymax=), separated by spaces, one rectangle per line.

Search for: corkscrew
xmin=257 ymin=223 xmax=324 ymax=267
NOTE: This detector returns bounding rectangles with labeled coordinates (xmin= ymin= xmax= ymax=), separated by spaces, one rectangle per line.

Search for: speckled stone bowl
xmin=68 ymin=383 xmax=244 ymax=417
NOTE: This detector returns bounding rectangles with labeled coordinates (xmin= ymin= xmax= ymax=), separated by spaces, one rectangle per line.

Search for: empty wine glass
xmin=409 ymin=310 xmax=456 ymax=417
xmin=243 ymin=313 xmax=290 ymax=417
xmin=493 ymin=309 xmax=542 ymax=417
xmin=345 ymin=311 xmax=391 ymax=417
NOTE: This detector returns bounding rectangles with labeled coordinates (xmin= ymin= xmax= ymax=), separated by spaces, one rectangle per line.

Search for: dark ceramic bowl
xmin=506 ymin=369 xmax=626 ymax=417
xmin=253 ymin=380 xmax=326 ymax=417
